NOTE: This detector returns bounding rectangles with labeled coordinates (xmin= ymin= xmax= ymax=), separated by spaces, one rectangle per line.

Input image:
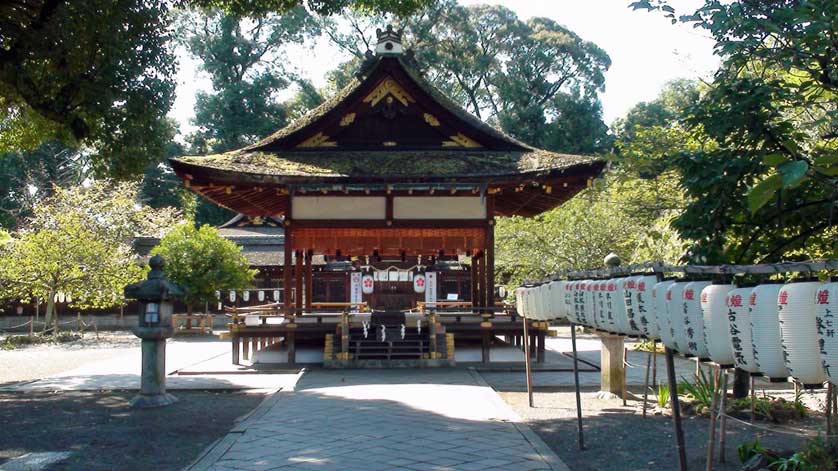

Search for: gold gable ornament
xmin=364 ymin=77 xmax=414 ymax=107
xmin=297 ymin=132 xmax=337 ymax=148
xmin=442 ymin=133 xmax=482 ymax=148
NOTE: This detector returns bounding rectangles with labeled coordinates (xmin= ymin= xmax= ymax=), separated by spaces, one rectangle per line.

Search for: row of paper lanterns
xmin=516 ymin=279 xmax=838 ymax=386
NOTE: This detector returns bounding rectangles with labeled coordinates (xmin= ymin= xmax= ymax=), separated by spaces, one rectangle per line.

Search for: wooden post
xmin=719 ymin=369 xmax=729 ymax=463
xmin=28 ymin=316 xmax=33 ymax=337
xmin=642 ymin=350 xmax=653 ymax=417
xmin=666 ymin=347 xmax=688 ymax=471
xmin=232 ymin=335 xmax=240 ymax=365
xmin=599 ymin=333 xmax=625 ymax=398
xmin=429 ymin=313 xmax=438 ymax=358
xmin=471 ymin=253 xmax=479 ymax=310
xmin=287 ymin=330 xmax=296 ymax=365
xmin=570 ymin=324 xmax=585 ymax=450
xmin=705 ymin=365 xmax=721 ymax=471
xmin=283 ymin=227 xmax=293 ymax=317
xmin=536 ymin=329 xmax=545 ymax=363
xmin=481 ymin=331 xmax=490 ymax=363
xmin=522 ymin=316 xmax=534 ymax=408
xmin=295 ymin=250 xmax=303 ymax=316
xmin=77 ymin=312 xmax=81 ymax=332
xmin=484 ymin=210 xmax=495 ymax=312
xmin=304 ymin=250 xmax=313 ymax=311
xmin=243 ymin=337 xmax=250 ymax=361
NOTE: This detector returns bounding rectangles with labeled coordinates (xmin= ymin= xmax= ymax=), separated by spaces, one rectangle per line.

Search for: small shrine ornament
xmin=413 ymin=274 xmax=426 ymax=293
xmin=362 ymin=274 xmax=375 ymax=294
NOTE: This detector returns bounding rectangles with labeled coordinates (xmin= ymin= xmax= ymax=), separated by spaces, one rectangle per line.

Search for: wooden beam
xmin=485 ymin=196 xmax=495 ymax=309
xmin=471 ymin=253 xmax=479 ymax=309
xmin=295 ymin=250 xmax=303 ymax=315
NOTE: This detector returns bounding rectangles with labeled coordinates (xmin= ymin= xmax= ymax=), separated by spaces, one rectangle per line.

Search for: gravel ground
xmin=0 ymin=332 xmax=140 ymax=384
xmin=501 ymin=389 xmax=824 ymax=471
xmin=0 ymin=390 xmax=265 ymax=471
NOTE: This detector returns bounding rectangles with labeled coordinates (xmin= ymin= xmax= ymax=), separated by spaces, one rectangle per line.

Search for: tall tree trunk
xmin=44 ymin=291 xmax=56 ymax=331
xmin=186 ymin=303 xmax=193 ymax=329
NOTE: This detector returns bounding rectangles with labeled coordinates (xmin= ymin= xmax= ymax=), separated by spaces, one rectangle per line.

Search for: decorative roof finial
xmin=375 ymin=24 xmax=403 ymax=56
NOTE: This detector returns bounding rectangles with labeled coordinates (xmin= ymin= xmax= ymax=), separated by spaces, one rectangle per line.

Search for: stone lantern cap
xmin=375 ymin=24 xmax=403 ymax=56
xmin=124 ymin=255 xmax=184 ymax=303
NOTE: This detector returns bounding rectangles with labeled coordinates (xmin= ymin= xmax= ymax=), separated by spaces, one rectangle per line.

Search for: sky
xmin=169 ymin=0 xmax=720 ymax=136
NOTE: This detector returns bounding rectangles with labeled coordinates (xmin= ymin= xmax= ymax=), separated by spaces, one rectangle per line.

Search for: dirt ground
xmin=0 ymin=390 xmax=265 ymax=471
xmin=501 ymin=389 xmax=824 ymax=471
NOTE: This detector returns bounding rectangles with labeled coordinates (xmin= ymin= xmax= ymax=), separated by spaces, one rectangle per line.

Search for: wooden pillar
xmin=485 ymin=205 xmax=495 ymax=309
xmin=295 ymin=250 xmax=303 ymax=315
xmin=470 ymin=253 xmax=479 ymax=309
xmin=232 ymin=335 xmax=240 ymax=365
xmin=599 ymin=333 xmax=626 ymax=398
xmin=287 ymin=330 xmax=296 ymax=365
xmin=537 ymin=329 xmax=546 ymax=363
xmin=482 ymin=330 xmax=491 ymax=363
xmin=283 ymin=228 xmax=293 ymax=317
xmin=304 ymin=250 xmax=313 ymax=311
xmin=476 ymin=251 xmax=486 ymax=308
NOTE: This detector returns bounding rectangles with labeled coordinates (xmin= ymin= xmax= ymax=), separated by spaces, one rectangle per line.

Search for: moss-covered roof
xmin=172 ymin=148 xmax=600 ymax=183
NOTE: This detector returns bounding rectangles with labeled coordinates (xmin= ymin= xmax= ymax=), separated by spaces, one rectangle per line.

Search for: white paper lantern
xmin=242 ymin=290 xmax=250 ymax=302
xmin=229 ymin=290 xmax=236 ymax=303
xmin=594 ymin=280 xmax=613 ymax=333
xmin=541 ymin=283 xmax=555 ymax=320
xmin=701 ymin=283 xmax=735 ymax=365
xmin=273 ymin=290 xmax=280 ymax=302
xmin=653 ymin=280 xmax=677 ymax=350
xmin=361 ymin=274 xmax=374 ymax=294
xmin=726 ymin=287 xmax=759 ymax=374
xmin=215 ymin=290 xmax=221 ymax=299
xmin=549 ymin=280 xmax=566 ymax=320
xmin=681 ymin=281 xmax=712 ymax=357
xmin=750 ymin=284 xmax=790 ymax=380
xmin=532 ymin=285 xmax=546 ymax=320
xmin=258 ymin=290 xmax=265 ymax=302
xmin=778 ymin=281 xmax=826 ymax=385
xmin=666 ymin=282 xmax=688 ymax=353
xmin=635 ymin=275 xmax=659 ymax=339
xmin=57 ymin=292 xmax=65 ymax=303
xmin=564 ymin=281 xmax=578 ymax=324
xmin=623 ymin=276 xmax=644 ymax=336
xmin=609 ymin=278 xmax=630 ymax=335
xmin=574 ymin=281 xmax=591 ymax=327
xmin=515 ymin=287 xmax=525 ymax=318
xmin=589 ymin=281 xmax=601 ymax=328
xmin=526 ymin=286 xmax=539 ymax=320
xmin=815 ymin=283 xmax=838 ymax=383
xmin=413 ymin=274 xmax=427 ymax=293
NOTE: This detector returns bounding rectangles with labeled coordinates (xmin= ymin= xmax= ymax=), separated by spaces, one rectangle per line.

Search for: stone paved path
xmin=188 ymin=369 xmax=567 ymax=471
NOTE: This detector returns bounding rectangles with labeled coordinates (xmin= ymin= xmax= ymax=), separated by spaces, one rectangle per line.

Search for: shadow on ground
xmin=0 ymin=390 xmax=265 ymax=471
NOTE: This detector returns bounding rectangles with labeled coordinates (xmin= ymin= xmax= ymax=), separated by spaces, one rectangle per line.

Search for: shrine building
xmin=169 ymin=26 xmax=605 ymax=366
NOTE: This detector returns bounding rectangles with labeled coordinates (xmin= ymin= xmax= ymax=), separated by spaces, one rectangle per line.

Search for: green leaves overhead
xmin=627 ymin=0 xmax=837 ymax=263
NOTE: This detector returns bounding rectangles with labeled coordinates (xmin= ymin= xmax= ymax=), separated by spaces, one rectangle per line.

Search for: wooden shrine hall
xmin=169 ymin=25 xmax=605 ymax=366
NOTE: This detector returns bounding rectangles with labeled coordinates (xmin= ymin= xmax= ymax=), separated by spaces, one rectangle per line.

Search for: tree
xmin=321 ymin=3 xmax=612 ymax=154
xmin=1 ymin=0 xmax=177 ymax=179
xmin=0 ymin=181 xmax=181 ymax=325
xmin=1 ymin=0 xmax=432 ymax=178
xmin=630 ymin=0 xmax=837 ymax=263
xmin=151 ymin=224 xmax=255 ymax=315
xmin=178 ymin=7 xmax=319 ymax=153
xmin=495 ymin=172 xmax=687 ymax=290
xmin=0 ymin=141 xmax=88 ymax=230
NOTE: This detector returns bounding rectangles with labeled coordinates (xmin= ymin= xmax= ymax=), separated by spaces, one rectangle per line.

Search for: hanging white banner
xmin=413 ymin=274 xmax=427 ymax=293
xmin=350 ymin=272 xmax=363 ymax=312
xmin=425 ymin=272 xmax=437 ymax=304
xmin=362 ymin=274 xmax=375 ymax=294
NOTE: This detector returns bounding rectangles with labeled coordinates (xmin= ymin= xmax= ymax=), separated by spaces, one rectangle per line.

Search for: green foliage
xmin=151 ymin=224 xmax=256 ymax=308
xmin=0 ymin=181 xmax=181 ymax=322
xmin=190 ymin=0 xmax=435 ymax=17
xmin=323 ymin=2 xmax=612 ymax=154
xmin=178 ymin=7 xmax=319 ymax=153
xmin=738 ymin=440 xmax=767 ymax=464
xmin=0 ymin=142 xmax=88 ymax=230
xmin=495 ymin=172 xmax=686 ymax=289
xmin=628 ymin=0 xmax=837 ymax=264
xmin=679 ymin=368 xmax=715 ymax=408
xmin=0 ymin=0 xmax=177 ymax=179
xmin=657 ymin=384 xmax=671 ymax=409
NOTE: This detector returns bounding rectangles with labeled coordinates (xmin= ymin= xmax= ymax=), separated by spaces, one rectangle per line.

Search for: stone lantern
xmin=124 ymin=255 xmax=184 ymax=408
